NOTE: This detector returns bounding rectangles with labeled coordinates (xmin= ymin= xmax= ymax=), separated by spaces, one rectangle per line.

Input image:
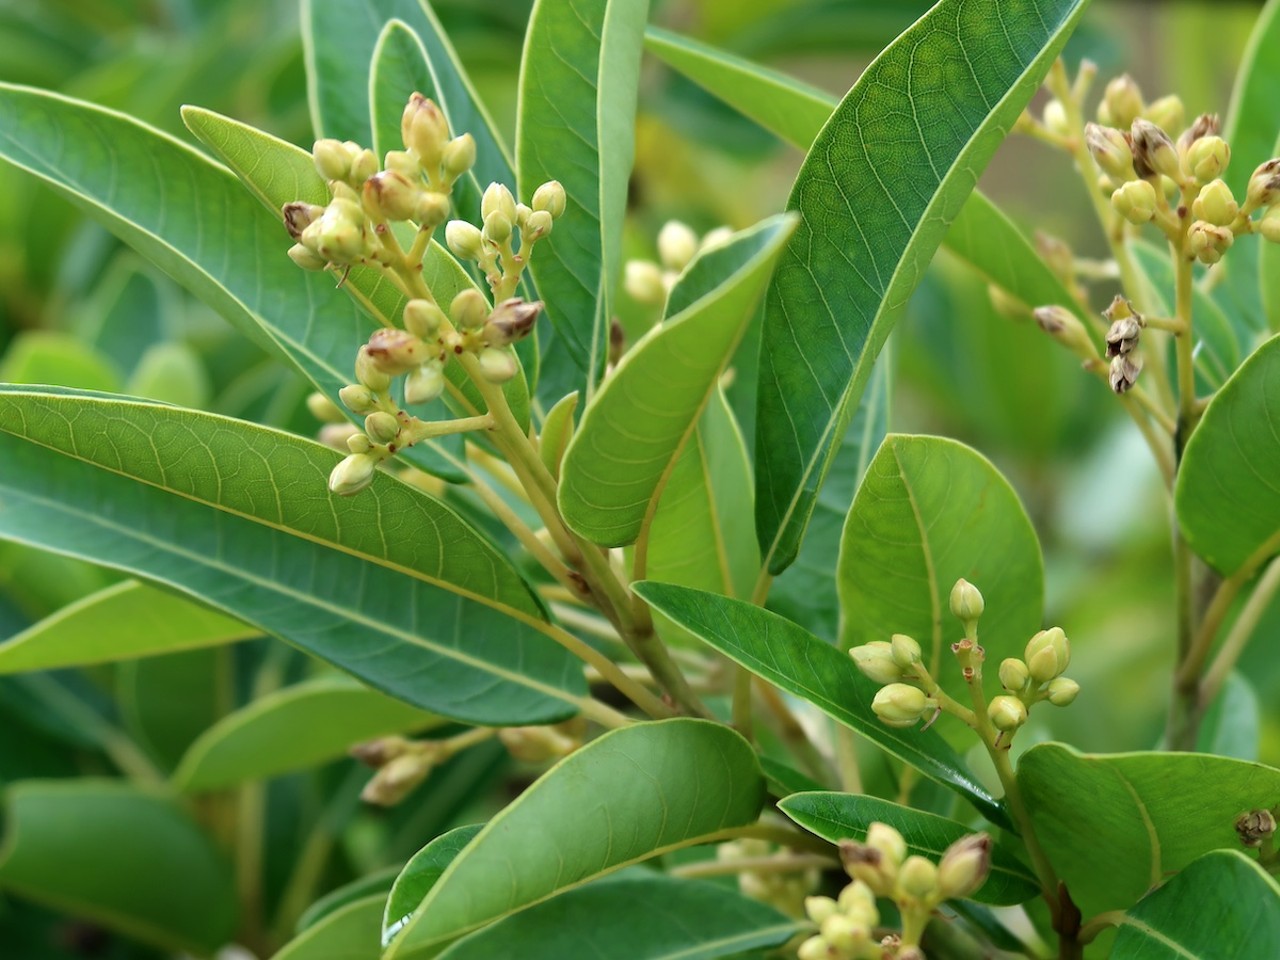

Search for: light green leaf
xmin=537 ymin=390 xmax=578 ymax=481
xmin=1016 ymin=742 xmax=1280 ymax=916
xmin=1196 ymin=673 xmax=1260 ymax=761
xmin=299 ymin=867 xmax=401 ymax=934
xmin=753 ymin=0 xmax=1090 ymax=575
xmin=779 ymin=792 xmax=1038 ymax=906
xmin=0 ymin=386 xmax=587 ymax=725
xmin=277 ymin=893 xmax=386 ymax=960
xmin=436 ymin=872 xmax=800 ymax=960
xmin=0 ymin=580 xmax=256 ymax=674
xmin=1175 ymin=334 xmax=1280 ymax=576
xmin=1111 ymin=850 xmax=1280 ymax=958
xmin=631 ymin=583 xmax=1004 ymax=824
xmin=559 ymin=215 xmax=795 ymax=546
xmin=1223 ymin=0 xmax=1280 ymax=202
xmin=384 ymin=825 xmax=483 ymax=942
xmin=383 ymin=719 xmax=765 ymax=958
xmin=0 ymin=330 xmax=119 ymax=392
xmin=837 ymin=434 xmax=1044 ymax=704
xmin=126 ymin=342 xmax=211 ymax=408
xmin=174 ymin=677 xmax=444 ymax=791
xmin=369 ymin=20 xmax=432 ymax=163
xmin=0 ymin=780 xmax=236 ymax=954
xmin=517 ymin=0 xmax=650 ymax=379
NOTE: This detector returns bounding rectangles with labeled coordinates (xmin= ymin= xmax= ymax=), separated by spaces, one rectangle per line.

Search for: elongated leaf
xmin=119 ymin=648 xmax=227 ymax=770
xmin=779 ymin=792 xmax=1037 ymax=906
xmin=0 ymin=780 xmax=236 ymax=954
xmin=1197 ymin=673 xmax=1260 ymax=761
xmin=1224 ymin=0 xmax=1280 ymax=202
xmin=632 ymin=583 xmax=1003 ymax=823
xmin=278 ymin=893 xmax=385 ymax=960
xmin=837 ymin=434 xmax=1044 ymax=703
xmin=0 ymin=386 xmax=587 ymax=725
xmin=0 ymin=330 xmax=119 ymax=393
xmin=754 ymin=0 xmax=1090 ymax=575
xmin=0 ymin=580 xmax=255 ymax=674
xmin=1175 ymin=334 xmax=1280 ymax=576
xmin=1017 ymin=742 xmax=1280 ymax=916
xmin=437 ymin=872 xmax=799 ymax=960
xmin=383 ymin=719 xmax=765 ymax=958
xmin=299 ymin=867 xmax=401 ymax=933
xmin=384 ymin=825 xmax=484 ymax=942
xmin=175 ymin=677 xmax=444 ymax=791
xmin=1111 ymin=850 xmax=1280 ymax=958
xmin=517 ymin=0 xmax=649 ymax=379
xmin=559 ymin=215 xmax=795 ymax=546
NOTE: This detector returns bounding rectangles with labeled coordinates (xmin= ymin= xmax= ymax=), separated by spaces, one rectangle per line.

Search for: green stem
xmin=1199 ymin=554 xmax=1280 ymax=709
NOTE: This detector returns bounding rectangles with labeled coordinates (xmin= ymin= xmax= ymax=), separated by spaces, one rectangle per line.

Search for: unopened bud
xmin=624 ymin=260 xmax=666 ymax=305
xmin=363 ymin=170 xmax=421 ymax=221
xmin=804 ymin=896 xmax=839 ymax=925
xmin=355 ymin=346 xmax=392 ymax=392
xmin=302 ymin=200 xmax=368 ymax=264
xmin=999 ymin=657 xmax=1030 ymax=692
xmin=313 ymin=138 xmax=353 ymax=182
xmin=450 ymin=288 xmax=490 ymax=330
xmin=481 ymin=182 xmax=517 ymax=224
xmin=1042 ymin=99 xmax=1068 ymax=137
xmin=820 ymin=914 xmax=868 ymax=954
xmin=319 ymin=423 xmax=361 ymax=450
xmin=988 ymin=285 xmax=1027 ymax=320
xmin=1260 ymin=208 xmax=1280 ymax=243
xmin=1025 ymin=627 xmax=1070 ymax=682
xmin=1033 ymin=305 xmax=1090 ymax=351
xmin=442 ymin=134 xmax=476 ymax=179
xmin=937 ymin=834 xmax=991 ymax=900
xmin=349 ymin=735 xmax=412 ymax=767
xmin=1235 ymin=809 xmax=1276 ymax=848
xmin=1143 ymin=95 xmax=1185 ymax=134
xmin=360 ymin=751 xmax=435 ymax=806
xmin=1130 ymin=119 xmax=1180 ymax=181
xmin=1191 ymin=179 xmax=1239 ymax=227
xmin=306 ymin=391 xmax=345 ymax=423
xmin=403 ymin=362 xmax=446 ymax=405
xmin=796 ymin=936 xmax=830 ymax=960
xmin=987 ymin=694 xmax=1028 ymax=732
xmin=836 ymin=881 xmax=878 ymax=925
xmin=865 ymin=823 xmax=907 ymax=869
xmin=524 ymin=209 xmax=554 ymax=240
xmin=416 ymin=192 xmax=451 ymax=227
xmin=850 ymin=642 xmax=907 ymax=685
xmin=497 ymin=724 xmax=578 ymax=763
xmin=1111 ymin=179 xmax=1158 ymax=224
xmin=403 ymin=299 xmax=447 ymax=338
xmin=1103 ymin=74 xmax=1145 ymax=130
xmin=287 ymin=242 xmax=328 ymax=270
xmin=346 ymin=432 xmax=371 ymax=454
xmin=949 ymin=578 xmax=984 ymax=625
xmin=890 ymin=633 xmax=921 ymax=669
xmin=364 ymin=411 xmax=400 ymax=444
xmin=477 ymin=347 xmax=518 ymax=383
xmin=383 ymin=149 xmax=418 ymax=179
xmin=896 ymin=855 xmax=938 ymax=900
xmin=657 ymin=220 xmax=699 ymax=271
xmin=366 ymin=328 xmax=430 ymax=375
xmin=531 ymin=179 xmax=567 ymax=219
xmin=350 ymin=148 xmax=378 ymax=186
xmin=1085 ymin=123 xmax=1136 ymax=181
xmin=403 ymin=94 xmax=450 ymax=169
xmin=1105 ymin=316 xmax=1142 ymax=357
xmin=282 ymin=202 xmax=325 ymax=241
xmin=1187 ymin=220 xmax=1233 ymax=264
xmin=483 ymin=209 xmax=512 ymax=244
xmin=484 ymin=298 xmax=542 ymax=346
xmin=1177 ymin=113 xmax=1220 ymax=155
xmin=1184 ymin=135 xmax=1230 ymax=184
xmin=339 ymin=383 xmax=380 ymax=414
xmin=1244 ymin=159 xmax=1280 ymax=212
xmin=445 ymin=219 xmax=485 ymax=260
xmin=1046 ymin=676 xmax=1080 ymax=706
xmin=329 ymin=452 xmax=377 ymax=495
xmin=1109 ymin=353 xmax=1143 ymax=393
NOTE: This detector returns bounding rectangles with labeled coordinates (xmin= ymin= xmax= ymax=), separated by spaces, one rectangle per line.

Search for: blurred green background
xmin=0 ymin=0 xmax=1274 ymax=955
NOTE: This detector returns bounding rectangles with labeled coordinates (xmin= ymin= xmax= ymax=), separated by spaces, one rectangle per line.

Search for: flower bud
xmin=796 ymin=936 xmax=830 ymax=960
xmin=363 ymin=411 xmax=400 ymax=444
xmin=1191 ymin=179 xmax=1239 ymax=227
xmin=329 ymin=452 xmax=377 ymax=495
xmin=1143 ymin=94 xmax=1184 ymax=132
xmin=890 ymin=633 xmax=921 ymax=669
xmin=820 ymin=914 xmax=868 ymax=954
xmin=1032 ymin=305 xmax=1090 ymax=351
xmin=872 ymin=683 xmax=932 ymax=727
xmin=302 ymin=200 xmax=368 ymax=264
xmin=319 ymin=423 xmax=361 ymax=450
xmin=349 ymin=735 xmax=412 ymax=768
xmin=483 ymin=209 xmax=512 ymax=244
xmin=999 ymin=657 xmax=1030 ymax=692
xmin=865 ymin=822 xmax=907 ymax=869
xmin=524 ymin=209 xmax=554 ymax=240
xmin=346 ymin=432 xmax=371 ymax=454
xmin=1177 ymin=112 xmax=1220 ymax=152
xmin=355 ymin=346 xmax=392 ymax=392
xmin=442 ymin=134 xmax=476 ymax=179
xmin=839 ymin=840 xmax=894 ymax=894
xmin=1111 ymin=179 xmax=1158 ymax=224
xmin=658 ymin=220 xmax=699 ymax=271
xmin=477 ymin=347 xmax=518 ymax=383
xmin=1244 ymin=159 xmax=1280 ymax=213
xmin=1105 ymin=316 xmax=1142 ymax=358
xmin=700 ymin=226 xmax=734 ymax=251
xmin=282 ymin=202 xmax=325 ymax=241
xmin=363 ymin=170 xmax=421 ymax=222
xmin=313 ymin=138 xmax=353 ymax=182
xmin=402 ymin=94 xmax=450 ymax=169
xmin=1046 ymin=676 xmax=1080 ymax=706
xmin=360 ymin=750 xmax=435 ymax=806
xmin=1260 ymin=208 xmax=1280 ymax=243
xmin=624 ymin=260 xmax=666 ymax=305
xmin=403 ymin=299 xmax=447 ymax=338
xmin=403 ymin=362 xmax=446 ymax=405
xmin=804 ymin=896 xmax=839 ymax=925
xmin=497 ymin=724 xmax=578 ymax=763
xmin=836 ymin=880 xmax=878 ymax=925
xmin=450 ymin=288 xmax=490 ymax=330
xmin=287 ymin=242 xmax=329 ymax=271
xmin=484 ymin=298 xmax=542 ymax=346
xmin=445 ymin=219 xmax=485 ymax=260
xmin=1235 ymin=809 xmax=1277 ymax=848
xmin=481 ymin=182 xmax=517 ymax=224
xmin=1025 ymin=627 xmax=1071 ymax=682
xmin=531 ymin=179 xmax=567 ymax=218
xmin=1103 ymin=74 xmax=1144 ymax=130
xmin=1042 ymin=98 xmax=1068 ymax=137
xmin=850 ymin=642 xmax=907 ymax=685
xmin=949 ymin=578 xmax=984 ymax=625
xmin=896 ymin=855 xmax=938 ymax=900
xmin=350 ymin=148 xmax=378 ymax=186
xmin=1184 ymin=135 xmax=1230 ymax=184
xmin=1109 ymin=353 xmax=1143 ymax=394
xmin=415 ymin=192 xmax=451 ymax=228
xmin=1187 ymin=220 xmax=1233 ymax=265
xmin=339 ymin=383 xmax=380 ymax=414
xmin=937 ymin=834 xmax=991 ymax=900
xmin=366 ymin=328 xmax=430 ymax=375
xmin=1130 ymin=119 xmax=1180 ymax=181
xmin=1084 ymin=123 xmax=1136 ymax=181
xmin=383 ymin=149 xmax=419 ymax=179
xmin=306 ymin=391 xmax=346 ymax=423
xmin=987 ymin=694 xmax=1028 ymax=732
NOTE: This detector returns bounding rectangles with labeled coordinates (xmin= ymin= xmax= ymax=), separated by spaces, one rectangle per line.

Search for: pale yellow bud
xmin=364 ymin=411 xmax=400 ymax=445
xmin=403 ymin=363 xmax=446 ymax=405
xmin=896 ymin=855 xmax=938 ymax=900
xmin=403 ymin=299 xmax=447 ymax=338
xmin=890 ymin=633 xmax=921 ymax=669
xmin=483 ymin=209 xmax=513 ymax=244
xmin=329 ymin=453 xmax=377 ymax=496
xmin=1084 ymin=123 xmax=1136 ymax=181
xmin=988 ymin=694 xmax=1028 ymax=732
xmin=1143 ymin=94 xmax=1185 ymax=135
xmin=937 ymin=834 xmax=992 ymax=900
xmin=1260 ymin=208 xmax=1280 ymax=243
xmin=287 ymin=242 xmax=328 ymax=271
xmin=450 ymin=288 xmax=490 ymax=330
xmin=313 ymin=138 xmax=354 ymax=182
xmin=402 ymin=94 xmax=450 ymax=169
xmin=1187 ymin=220 xmax=1233 ymax=264
xmin=820 ymin=914 xmax=868 ymax=954
xmin=998 ymin=657 xmax=1030 ymax=692
xmin=481 ymin=182 xmax=517 ymax=224
xmin=1046 ymin=676 xmax=1080 ymax=706
xmin=1245 ymin=159 xmax=1280 ymax=213
xmin=415 ymin=192 xmax=451 ymax=228
xmin=524 ymin=209 xmax=554 ymax=239
xmin=1042 ymin=99 xmax=1068 ymax=137
xmin=949 ymin=578 xmax=984 ymax=624
xmin=872 ymin=683 xmax=931 ymax=727
xmin=1111 ymin=179 xmax=1158 ymax=224
xmin=531 ymin=179 xmax=567 ymax=218
xmin=796 ymin=936 xmax=831 ymax=960
xmin=445 ymin=220 xmax=485 ymax=260
xmin=1184 ymin=135 xmax=1230 ymax=184
xmin=836 ymin=880 xmax=878 ymax=926
xmin=365 ymin=328 xmax=430 ymax=376
xmin=1025 ymin=627 xmax=1071 ymax=682
xmin=477 ymin=347 xmax=517 ymax=383
xmin=865 ymin=822 xmax=907 ymax=868
xmin=657 ymin=219 xmax=699 ymax=271
xmin=339 ymin=383 xmax=380 ymax=414
xmin=804 ymin=896 xmax=839 ymax=925
xmin=306 ymin=391 xmax=345 ymax=424
xmin=363 ymin=170 xmax=421 ymax=222
xmin=355 ymin=346 xmax=392 ymax=392
xmin=850 ymin=642 xmax=907 ymax=685
xmin=1191 ymin=180 xmax=1239 ymax=227
xmin=1103 ymin=74 xmax=1144 ymax=129
xmin=442 ymin=134 xmax=476 ymax=179
xmin=624 ymin=260 xmax=666 ymax=305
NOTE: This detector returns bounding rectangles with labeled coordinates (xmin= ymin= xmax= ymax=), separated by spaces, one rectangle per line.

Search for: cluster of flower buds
xmin=717 ymin=838 xmax=818 ymax=918
xmin=992 ymin=626 xmax=1078 ymax=731
xmin=446 ymin=179 xmax=565 ymax=299
xmin=623 ymin=220 xmax=734 ymax=306
xmin=350 ymin=735 xmax=446 ymax=807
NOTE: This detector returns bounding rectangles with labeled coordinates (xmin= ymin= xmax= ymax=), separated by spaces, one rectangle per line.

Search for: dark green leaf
xmin=276 ymin=893 xmax=385 ymax=960
xmin=384 ymin=825 xmax=484 ymax=943
xmin=118 ymin=648 xmax=228 ymax=770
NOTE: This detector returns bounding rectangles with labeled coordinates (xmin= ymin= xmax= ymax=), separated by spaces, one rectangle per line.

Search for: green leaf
xmin=277 ymin=893 xmax=386 ymax=960
xmin=0 ymin=580 xmax=256 ymax=674
xmin=1016 ymin=742 xmax=1280 ymax=916
xmin=0 ymin=780 xmax=236 ymax=954
xmin=753 ymin=0 xmax=1090 ymax=575
xmin=1175 ymin=334 xmax=1280 ymax=576
xmin=631 ymin=583 xmax=1004 ymax=823
xmin=369 ymin=20 xmax=431 ymax=162
xmin=174 ymin=677 xmax=444 ymax=791
xmin=778 ymin=792 xmax=1038 ymax=906
xmin=1223 ymin=0 xmax=1280 ymax=203
xmin=118 ymin=648 xmax=228 ymax=770
xmin=383 ymin=719 xmax=765 ymax=958
xmin=384 ymin=825 xmax=484 ymax=942
xmin=0 ymin=330 xmax=119 ymax=392
xmin=126 ymin=342 xmax=212 ymax=408
xmin=559 ymin=215 xmax=795 ymax=546
xmin=537 ymin=390 xmax=579 ymax=481
xmin=517 ymin=0 xmax=650 ymax=379
xmin=299 ymin=867 xmax=401 ymax=933
xmin=1111 ymin=850 xmax=1280 ymax=958
xmin=837 ymin=434 xmax=1044 ymax=705
xmin=1196 ymin=673 xmax=1260 ymax=761
xmin=0 ymin=386 xmax=588 ymax=725
xmin=436 ymin=872 xmax=800 ymax=960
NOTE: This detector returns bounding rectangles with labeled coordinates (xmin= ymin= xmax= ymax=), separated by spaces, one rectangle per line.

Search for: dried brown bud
xmin=1109 ymin=353 xmax=1143 ymax=394
xmin=282 ymin=202 xmax=325 ymax=240
xmin=1105 ymin=316 xmax=1142 ymax=357
xmin=483 ymin=298 xmax=542 ymax=346
xmin=1177 ymin=113 xmax=1220 ymax=155
xmin=366 ymin=328 xmax=431 ymax=375
xmin=1130 ymin=119 xmax=1180 ymax=181
xmin=1235 ymin=809 xmax=1276 ymax=848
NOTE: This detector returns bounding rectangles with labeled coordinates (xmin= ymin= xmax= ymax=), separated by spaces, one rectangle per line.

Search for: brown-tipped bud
xmin=839 ymin=842 xmax=894 ymax=895
xmin=896 ymin=855 xmax=939 ymax=901
xmin=1235 ymin=809 xmax=1277 ymax=848
xmin=624 ymin=260 xmax=666 ymax=305
xmin=442 ymin=134 xmax=476 ymax=179
xmin=1177 ymin=113 xmax=1220 ymax=154
xmin=477 ymin=346 xmax=518 ymax=383
xmin=1109 ymin=353 xmax=1143 ymax=393
xmin=402 ymin=94 xmax=450 ymax=168
xmin=1245 ymin=159 xmax=1280 ymax=213
xmin=481 ymin=182 xmax=517 ymax=224
xmin=355 ymin=345 xmax=392 ymax=392
xmin=339 ymin=383 xmax=380 ymax=414
xmin=1143 ymin=94 xmax=1185 ymax=135
xmin=988 ymin=694 xmax=1028 ymax=732
xmin=364 ymin=411 xmax=400 ymax=444
xmin=484 ymin=298 xmax=542 ymax=346
xmin=366 ymin=328 xmax=430 ymax=375
xmin=1085 ymin=123 xmax=1136 ymax=181
xmin=937 ymin=834 xmax=992 ymax=900
xmin=445 ymin=219 xmax=485 ymax=260
xmin=450 ymin=288 xmax=490 ymax=330
xmin=531 ymin=179 xmax=567 ymax=219
xmin=350 ymin=735 xmax=413 ymax=768
xmin=1025 ymin=627 xmax=1071 ymax=682
xmin=282 ymin=202 xmax=325 ymax=241
xmin=1033 ymin=305 xmax=1090 ymax=352
xmin=890 ymin=633 xmax=921 ymax=669
xmin=415 ymin=191 xmax=451 ymax=228
xmin=865 ymin=822 xmax=907 ymax=868
xmin=483 ymin=209 xmax=512 ymax=244
xmin=329 ymin=452 xmax=377 ymax=495
xmin=1184 ymin=135 xmax=1230 ymax=184
xmin=1187 ymin=220 xmax=1234 ymax=264
xmin=403 ymin=299 xmax=447 ymax=338
xmin=949 ymin=578 xmax=984 ymax=625
xmin=1103 ymin=74 xmax=1145 ymax=129
xmin=1046 ymin=677 xmax=1080 ymax=706
xmin=403 ymin=362 xmax=446 ymax=405
xmin=306 ymin=391 xmax=346 ymax=424
xmin=850 ymin=642 xmax=908 ymax=685
xmin=363 ymin=170 xmax=421 ymax=222
xmin=1261 ymin=208 xmax=1280 ymax=243
xmin=657 ymin=220 xmax=699 ymax=271
xmin=1105 ymin=316 xmax=1142 ymax=358
xmin=1130 ymin=119 xmax=1180 ymax=181
xmin=313 ymin=138 xmax=353 ymax=182
xmin=1111 ymin=179 xmax=1158 ymax=224
xmin=872 ymin=683 xmax=932 ymax=728
xmin=360 ymin=750 xmax=436 ymax=807
xmin=999 ymin=657 xmax=1030 ymax=692
xmin=287 ymin=242 xmax=329 ymax=271
xmin=1192 ymin=179 xmax=1239 ymax=227
xmin=524 ymin=209 xmax=554 ymax=240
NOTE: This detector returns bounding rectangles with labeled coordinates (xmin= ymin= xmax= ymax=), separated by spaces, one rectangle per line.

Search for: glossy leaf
xmin=0 ymin=386 xmax=587 ymax=725
xmin=1196 ymin=673 xmax=1260 ymax=761
xmin=175 ymin=677 xmax=444 ymax=791
xmin=632 ymin=583 xmax=1004 ymax=823
xmin=384 ymin=825 xmax=484 ymax=942
xmin=1175 ymin=334 xmax=1280 ymax=576
xmin=0 ymin=580 xmax=256 ymax=674
xmin=1111 ymin=850 xmax=1280 ymax=958
xmin=559 ymin=215 xmax=795 ymax=546
xmin=0 ymin=780 xmax=236 ymax=954
xmin=298 ymin=867 xmax=401 ymax=933
xmin=837 ymin=434 xmax=1044 ymax=703
xmin=383 ymin=719 xmax=765 ymax=958
xmin=1017 ymin=742 xmax=1280 ymax=916
xmin=436 ymin=872 xmax=800 ymax=960
xmin=517 ymin=0 xmax=649 ymax=379
xmin=537 ymin=390 xmax=579 ymax=481
xmin=118 ymin=648 xmax=227 ymax=770
xmin=277 ymin=893 xmax=385 ymax=960
xmin=1223 ymin=0 xmax=1280 ymax=203
xmin=779 ymin=792 xmax=1038 ymax=906
xmin=753 ymin=0 xmax=1090 ymax=575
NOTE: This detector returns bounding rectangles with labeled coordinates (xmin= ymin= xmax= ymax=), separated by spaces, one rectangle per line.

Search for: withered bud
xmin=1084 ymin=123 xmax=1136 ymax=181
xmin=1235 ymin=809 xmax=1276 ymax=848
xmin=1103 ymin=294 xmax=1138 ymax=323
xmin=483 ymin=298 xmax=542 ymax=346
xmin=1109 ymin=353 xmax=1143 ymax=394
xmin=1105 ymin=316 xmax=1142 ymax=357
xmin=366 ymin=328 xmax=430 ymax=375
xmin=1245 ymin=158 xmax=1280 ymax=213
xmin=1130 ymin=119 xmax=1180 ymax=181
xmin=363 ymin=170 xmax=421 ymax=222
xmin=350 ymin=735 xmax=413 ymax=768
xmin=1177 ymin=113 xmax=1220 ymax=154
xmin=1032 ymin=305 xmax=1090 ymax=353
xmin=282 ymin=202 xmax=325 ymax=240
xmin=838 ymin=841 xmax=894 ymax=895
